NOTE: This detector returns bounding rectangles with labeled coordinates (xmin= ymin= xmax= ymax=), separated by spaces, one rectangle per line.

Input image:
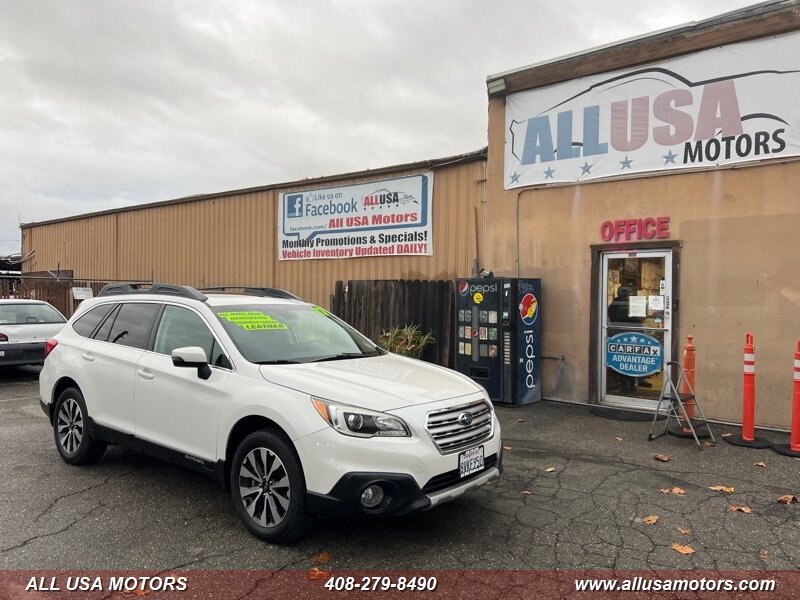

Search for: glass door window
xmin=600 ymin=251 xmax=672 ymax=408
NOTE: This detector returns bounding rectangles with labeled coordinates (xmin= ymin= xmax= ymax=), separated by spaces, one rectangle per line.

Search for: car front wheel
xmin=53 ymin=387 xmax=107 ymax=465
xmin=230 ymin=430 xmax=310 ymax=543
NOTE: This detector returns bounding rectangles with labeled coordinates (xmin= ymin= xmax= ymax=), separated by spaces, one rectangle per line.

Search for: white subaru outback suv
xmin=39 ymin=283 xmax=502 ymax=542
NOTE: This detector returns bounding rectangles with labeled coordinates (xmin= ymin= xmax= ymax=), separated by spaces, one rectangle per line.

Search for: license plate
xmin=0 ymin=351 xmax=4 ymax=357
xmin=459 ymin=445 xmax=485 ymax=478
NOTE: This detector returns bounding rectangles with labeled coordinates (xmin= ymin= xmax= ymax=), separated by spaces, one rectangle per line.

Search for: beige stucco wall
xmin=486 ymin=97 xmax=800 ymax=429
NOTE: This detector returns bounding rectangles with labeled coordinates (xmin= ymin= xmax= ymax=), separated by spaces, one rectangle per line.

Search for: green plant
xmin=378 ymin=324 xmax=435 ymax=359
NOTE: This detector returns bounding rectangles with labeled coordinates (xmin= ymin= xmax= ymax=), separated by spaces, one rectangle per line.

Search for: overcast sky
xmin=0 ymin=0 xmax=759 ymax=255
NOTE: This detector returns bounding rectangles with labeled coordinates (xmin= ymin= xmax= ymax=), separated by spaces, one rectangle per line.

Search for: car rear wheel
xmin=230 ymin=430 xmax=310 ymax=543
xmin=53 ymin=387 xmax=107 ymax=465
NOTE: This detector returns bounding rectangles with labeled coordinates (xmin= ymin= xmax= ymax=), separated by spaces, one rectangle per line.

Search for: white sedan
xmin=0 ymin=299 xmax=67 ymax=367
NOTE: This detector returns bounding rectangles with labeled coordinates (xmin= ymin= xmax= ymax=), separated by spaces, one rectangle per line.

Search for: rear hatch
xmin=0 ymin=303 xmax=66 ymax=343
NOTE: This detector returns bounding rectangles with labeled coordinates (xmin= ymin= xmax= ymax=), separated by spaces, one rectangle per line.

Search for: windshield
xmin=0 ymin=303 xmax=66 ymax=325
xmin=212 ymin=303 xmax=381 ymax=364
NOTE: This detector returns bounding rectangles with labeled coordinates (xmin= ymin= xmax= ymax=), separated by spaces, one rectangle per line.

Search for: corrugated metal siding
xmin=21 ymin=160 xmax=485 ymax=308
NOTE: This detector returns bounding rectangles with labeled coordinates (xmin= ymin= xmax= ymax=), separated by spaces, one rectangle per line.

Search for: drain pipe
xmin=515 ymin=188 xmax=534 ymax=278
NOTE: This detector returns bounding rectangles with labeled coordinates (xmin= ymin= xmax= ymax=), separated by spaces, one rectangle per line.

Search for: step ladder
xmin=648 ymin=361 xmax=715 ymax=448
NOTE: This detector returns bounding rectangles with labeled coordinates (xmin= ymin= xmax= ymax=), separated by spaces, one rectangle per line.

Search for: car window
xmin=71 ymin=304 xmax=115 ymax=338
xmin=212 ymin=303 xmax=380 ymax=364
xmin=92 ymin=305 xmax=119 ymax=342
xmin=0 ymin=303 xmax=66 ymax=325
xmin=153 ymin=305 xmax=228 ymax=367
xmin=104 ymin=303 xmax=160 ymax=349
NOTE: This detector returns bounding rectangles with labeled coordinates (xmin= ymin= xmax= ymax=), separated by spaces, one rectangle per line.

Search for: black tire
xmin=53 ymin=387 xmax=107 ymax=465
xmin=230 ymin=430 xmax=310 ymax=543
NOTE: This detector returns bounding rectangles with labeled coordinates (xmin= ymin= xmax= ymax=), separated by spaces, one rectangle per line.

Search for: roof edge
xmin=21 ymin=147 xmax=487 ymax=230
xmin=486 ymin=0 xmax=799 ymax=97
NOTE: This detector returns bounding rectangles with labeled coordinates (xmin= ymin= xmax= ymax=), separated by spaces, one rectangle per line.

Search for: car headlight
xmin=311 ymin=397 xmax=410 ymax=438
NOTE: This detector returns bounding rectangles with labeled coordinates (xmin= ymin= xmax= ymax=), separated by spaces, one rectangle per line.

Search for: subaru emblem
xmin=458 ymin=411 xmax=474 ymax=426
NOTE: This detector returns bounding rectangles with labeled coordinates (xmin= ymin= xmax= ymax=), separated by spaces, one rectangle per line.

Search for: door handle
xmin=137 ymin=369 xmax=154 ymax=380
xmin=81 ymin=352 xmax=95 ymax=362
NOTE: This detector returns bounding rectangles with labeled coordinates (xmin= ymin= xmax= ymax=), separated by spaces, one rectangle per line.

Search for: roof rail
xmin=97 ymin=283 xmax=208 ymax=302
xmin=199 ymin=286 xmax=302 ymax=301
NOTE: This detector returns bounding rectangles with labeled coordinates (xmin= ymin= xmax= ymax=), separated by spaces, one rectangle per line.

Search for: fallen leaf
xmin=671 ymin=543 xmax=695 ymax=555
xmin=544 ymin=466 xmax=556 ymax=473
xmin=641 ymin=515 xmax=659 ymax=525
xmin=722 ymin=433 xmax=732 ymax=438
xmin=520 ymin=490 xmax=532 ymax=496
xmin=307 ymin=568 xmax=330 ymax=581
xmin=671 ymin=487 xmax=686 ymax=495
xmin=615 ymin=436 xmax=624 ymax=442
xmin=678 ymin=527 xmax=691 ymax=535
xmin=517 ymin=418 xmax=525 ymax=423
xmin=709 ymin=485 xmax=735 ymax=494
xmin=654 ymin=454 xmax=671 ymax=462
xmin=759 ymin=548 xmax=770 ymax=560
xmin=754 ymin=461 xmax=767 ymax=468
xmin=311 ymin=551 xmax=332 ymax=564
xmin=778 ymin=494 xmax=798 ymax=504
xmin=502 ymin=445 xmax=513 ymax=451
xmin=729 ymin=504 xmax=752 ymax=514
xmin=703 ymin=441 xmax=716 ymax=448
xmin=660 ymin=488 xmax=671 ymax=494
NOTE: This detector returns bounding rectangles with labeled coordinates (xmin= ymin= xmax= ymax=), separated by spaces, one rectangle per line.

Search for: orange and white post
xmin=725 ymin=333 xmax=769 ymax=449
xmin=742 ymin=334 xmax=756 ymax=442
xmin=791 ymin=340 xmax=800 ymax=452
xmin=680 ymin=335 xmax=696 ymax=424
xmin=772 ymin=339 xmax=800 ymax=457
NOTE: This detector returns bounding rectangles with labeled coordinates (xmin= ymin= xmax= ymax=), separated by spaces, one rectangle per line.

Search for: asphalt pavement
xmin=1 ymin=366 xmax=799 ymax=571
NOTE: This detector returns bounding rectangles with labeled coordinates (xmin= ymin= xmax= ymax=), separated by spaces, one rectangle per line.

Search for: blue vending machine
xmin=454 ymin=278 xmax=542 ymax=405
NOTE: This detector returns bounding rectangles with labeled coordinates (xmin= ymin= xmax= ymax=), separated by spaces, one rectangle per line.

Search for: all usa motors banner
xmin=504 ymin=31 xmax=800 ymax=189
xmin=279 ymin=173 xmax=433 ymax=260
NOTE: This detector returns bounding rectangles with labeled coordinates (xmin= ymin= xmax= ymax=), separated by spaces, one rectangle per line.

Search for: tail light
xmin=44 ymin=338 xmax=58 ymax=358
xmin=0 ymin=333 xmax=7 ymax=342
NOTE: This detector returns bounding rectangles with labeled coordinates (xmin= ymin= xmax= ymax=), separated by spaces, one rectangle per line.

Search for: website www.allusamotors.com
xmin=574 ymin=576 xmax=776 ymax=593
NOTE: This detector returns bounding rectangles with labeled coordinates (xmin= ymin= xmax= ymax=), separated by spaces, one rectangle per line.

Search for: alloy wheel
xmin=238 ymin=447 xmax=291 ymax=527
xmin=57 ymin=397 xmax=83 ymax=455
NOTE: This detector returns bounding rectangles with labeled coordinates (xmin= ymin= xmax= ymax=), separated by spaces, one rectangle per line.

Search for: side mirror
xmin=171 ymin=346 xmax=212 ymax=380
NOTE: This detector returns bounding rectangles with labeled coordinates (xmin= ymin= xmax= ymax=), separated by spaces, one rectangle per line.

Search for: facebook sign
xmin=286 ymin=193 xmax=304 ymax=218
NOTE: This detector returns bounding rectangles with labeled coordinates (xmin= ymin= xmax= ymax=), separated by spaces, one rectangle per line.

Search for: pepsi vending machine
xmin=454 ymin=278 xmax=542 ymax=405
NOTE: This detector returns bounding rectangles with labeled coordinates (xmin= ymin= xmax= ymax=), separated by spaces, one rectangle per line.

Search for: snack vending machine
xmin=454 ymin=278 xmax=542 ymax=405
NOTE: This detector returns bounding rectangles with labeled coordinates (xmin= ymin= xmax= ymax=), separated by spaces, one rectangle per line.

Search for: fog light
xmin=360 ymin=484 xmax=385 ymax=508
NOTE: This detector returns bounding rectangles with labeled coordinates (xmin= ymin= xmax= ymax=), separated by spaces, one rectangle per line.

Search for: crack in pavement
xmin=1 ymin=502 xmax=105 ymax=554
xmin=34 ymin=465 xmax=146 ymax=522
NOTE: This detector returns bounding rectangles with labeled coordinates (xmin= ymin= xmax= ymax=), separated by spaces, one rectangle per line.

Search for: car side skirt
xmin=87 ymin=418 xmax=227 ymax=487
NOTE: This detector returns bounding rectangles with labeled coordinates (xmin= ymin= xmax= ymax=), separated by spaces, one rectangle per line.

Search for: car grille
xmin=421 ymin=454 xmax=497 ymax=494
xmin=425 ymin=399 xmax=494 ymax=454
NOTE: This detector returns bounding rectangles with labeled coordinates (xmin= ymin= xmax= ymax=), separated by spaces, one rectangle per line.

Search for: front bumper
xmin=0 ymin=342 xmax=45 ymax=367
xmin=306 ymin=450 xmax=503 ymax=518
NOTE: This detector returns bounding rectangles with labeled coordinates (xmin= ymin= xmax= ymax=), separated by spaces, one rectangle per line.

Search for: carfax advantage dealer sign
xmin=278 ymin=173 xmax=433 ymax=261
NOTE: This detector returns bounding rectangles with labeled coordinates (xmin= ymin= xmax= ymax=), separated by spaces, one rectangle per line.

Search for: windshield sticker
xmin=218 ymin=311 xmax=288 ymax=331
xmin=311 ymin=306 xmax=332 ymax=317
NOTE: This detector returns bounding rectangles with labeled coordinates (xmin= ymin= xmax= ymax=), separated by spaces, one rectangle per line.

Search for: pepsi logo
xmin=519 ymin=293 xmax=538 ymax=326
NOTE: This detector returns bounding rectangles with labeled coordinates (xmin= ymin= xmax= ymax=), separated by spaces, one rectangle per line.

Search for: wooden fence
xmin=330 ymin=279 xmax=454 ymax=367
xmin=0 ymin=277 xmax=146 ymax=318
